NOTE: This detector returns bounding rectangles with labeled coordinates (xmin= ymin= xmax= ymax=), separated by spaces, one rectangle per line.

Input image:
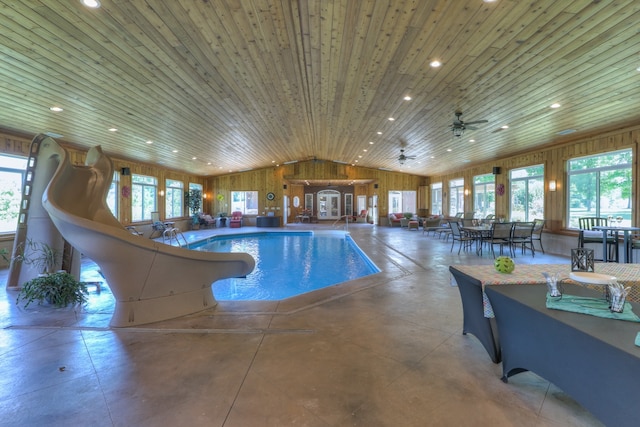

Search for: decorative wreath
xmin=496 ymin=183 xmax=505 ymax=196
xmin=216 ymin=193 xmax=224 ymax=201
xmin=121 ymin=185 xmax=130 ymax=198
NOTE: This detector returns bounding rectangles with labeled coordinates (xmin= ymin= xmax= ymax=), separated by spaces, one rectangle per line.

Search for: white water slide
xmin=8 ymin=135 xmax=255 ymax=326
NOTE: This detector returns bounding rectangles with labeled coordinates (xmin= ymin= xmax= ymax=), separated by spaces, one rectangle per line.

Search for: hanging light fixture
xmin=453 ymin=126 xmax=464 ymax=137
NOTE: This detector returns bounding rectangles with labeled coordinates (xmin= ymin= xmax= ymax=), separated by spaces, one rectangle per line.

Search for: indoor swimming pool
xmin=191 ymin=231 xmax=380 ymax=300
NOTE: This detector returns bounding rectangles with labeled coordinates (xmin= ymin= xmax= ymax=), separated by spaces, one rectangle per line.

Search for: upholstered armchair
xmin=229 ymin=211 xmax=243 ymax=228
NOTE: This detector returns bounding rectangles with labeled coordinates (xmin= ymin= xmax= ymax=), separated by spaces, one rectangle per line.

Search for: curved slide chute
xmin=34 ymin=135 xmax=254 ymax=326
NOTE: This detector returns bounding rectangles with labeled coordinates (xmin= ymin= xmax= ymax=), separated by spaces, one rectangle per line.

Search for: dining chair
xmin=531 ymin=219 xmax=546 ymax=253
xmin=449 ymin=221 xmax=474 ymax=254
xmin=511 ymin=221 xmax=535 ymax=257
xmin=578 ymin=217 xmax=618 ymax=262
xmin=489 ymin=222 xmax=514 ymax=258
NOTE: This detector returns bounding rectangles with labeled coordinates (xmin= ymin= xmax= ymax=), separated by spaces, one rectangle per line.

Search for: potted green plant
xmin=185 ymin=189 xmax=202 ymax=229
xmin=13 ymin=239 xmax=88 ymax=308
xmin=17 ymin=271 xmax=88 ymax=308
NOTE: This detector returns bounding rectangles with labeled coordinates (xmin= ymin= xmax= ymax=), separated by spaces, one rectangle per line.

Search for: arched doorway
xmin=317 ymin=190 xmax=340 ymax=220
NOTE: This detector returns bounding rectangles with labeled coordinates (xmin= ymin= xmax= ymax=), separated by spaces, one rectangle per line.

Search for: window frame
xmin=0 ymin=154 xmax=28 ymax=234
xmin=231 ymin=190 xmax=258 ymax=215
xmin=165 ymin=179 xmax=184 ymax=219
xmin=388 ymin=190 xmax=417 ymax=214
xmin=473 ymin=174 xmax=495 ymax=219
xmin=131 ymin=174 xmax=157 ymax=222
xmin=566 ymin=149 xmax=632 ymax=229
xmin=430 ymin=182 xmax=442 ymax=216
xmin=448 ymin=178 xmax=464 ymax=217
xmin=509 ymin=164 xmax=544 ymax=222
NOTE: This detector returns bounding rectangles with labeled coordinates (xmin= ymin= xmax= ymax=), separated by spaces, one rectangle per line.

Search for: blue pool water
xmin=191 ymin=231 xmax=380 ymax=301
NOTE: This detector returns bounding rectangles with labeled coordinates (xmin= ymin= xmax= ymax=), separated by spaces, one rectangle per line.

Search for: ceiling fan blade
xmin=464 ymin=120 xmax=489 ymax=126
xmin=465 ymin=125 xmax=478 ymax=131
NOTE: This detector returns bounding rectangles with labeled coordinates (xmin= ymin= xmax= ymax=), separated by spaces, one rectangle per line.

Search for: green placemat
xmin=546 ymin=293 xmax=640 ymax=322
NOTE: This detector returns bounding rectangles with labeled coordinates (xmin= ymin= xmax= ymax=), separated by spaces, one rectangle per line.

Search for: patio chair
xmin=199 ymin=213 xmax=216 ymax=228
xmin=489 ymin=222 xmax=514 ymax=258
xmin=578 ymin=217 xmax=618 ymax=262
xmin=531 ymin=219 xmax=545 ymax=253
xmin=511 ymin=221 xmax=535 ymax=257
xmin=355 ymin=210 xmax=368 ymax=223
xmin=449 ymin=221 xmax=474 ymax=254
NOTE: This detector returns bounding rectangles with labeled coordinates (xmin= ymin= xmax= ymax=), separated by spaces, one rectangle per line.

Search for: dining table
xmin=460 ymin=224 xmax=492 ymax=255
xmin=449 ymin=262 xmax=640 ymax=363
xmin=592 ymin=225 xmax=640 ymax=263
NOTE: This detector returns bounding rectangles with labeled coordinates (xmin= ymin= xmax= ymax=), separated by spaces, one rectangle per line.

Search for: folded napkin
xmin=546 ymin=293 xmax=640 ymax=322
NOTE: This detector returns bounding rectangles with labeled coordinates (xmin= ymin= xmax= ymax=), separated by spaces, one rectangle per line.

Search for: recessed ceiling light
xmin=501 ymin=125 xmax=509 ymax=129
xmin=172 ymin=149 xmax=178 ymax=153
xmin=430 ymin=60 xmax=442 ymax=67
xmin=377 ymin=131 xmax=382 ymax=135
xmin=447 ymin=148 xmax=452 ymax=152
xmin=192 ymin=157 xmax=197 ymax=160
xmin=369 ymin=141 xmax=374 ymax=145
xmin=49 ymin=106 xmax=63 ymax=112
xmin=469 ymin=139 xmax=475 ymax=142
xmin=108 ymin=128 xmax=118 ymax=132
xmin=145 ymin=140 xmax=153 ymax=144
xmin=403 ymin=96 xmax=412 ymax=101
xmin=550 ymin=103 xmax=561 ymax=108
xmin=388 ymin=117 xmax=395 ymax=121
xmin=81 ymin=0 xmax=101 ymax=8
xmin=363 ymin=149 xmax=367 ymax=152
xmin=207 ymin=162 xmax=212 ymax=165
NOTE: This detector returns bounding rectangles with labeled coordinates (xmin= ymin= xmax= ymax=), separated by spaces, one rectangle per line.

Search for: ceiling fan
xmin=397 ymin=149 xmax=416 ymax=165
xmin=450 ymin=111 xmax=489 ymax=137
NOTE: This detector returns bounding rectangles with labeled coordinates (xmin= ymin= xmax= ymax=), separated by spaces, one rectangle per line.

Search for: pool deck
xmin=0 ymin=222 xmax=604 ymax=426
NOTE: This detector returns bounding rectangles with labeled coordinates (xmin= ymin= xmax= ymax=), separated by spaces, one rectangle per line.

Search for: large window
xmin=166 ymin=179 xmax=184 ymax=219
xmin=388 ymin=191 xmax=416 ymax=214
xmin=567 ymin=149 xmax=632 ymax=228
xmin=431 ymin=183 xmax=442 ymax=215
xmin=107 ymin=172 xmax=119 ymax=219
xmin=510 ymin=165 xmax=544 ymax=222
xmin=473 ymin=174 xmax=495 ymax=219
xmin=0 ymin=154 xmax=27 ymax=233
xmin=448 ymin=179 xmax=464 ymax=217
xmin=231 ymin=191 xmax=258 ymax=214
xmin=131 ymin=174 xmax=157 ymax=221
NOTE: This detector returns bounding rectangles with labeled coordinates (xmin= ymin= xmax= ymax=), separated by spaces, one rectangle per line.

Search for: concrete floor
xmin=0 ymin=222 xmax=604 ymax=426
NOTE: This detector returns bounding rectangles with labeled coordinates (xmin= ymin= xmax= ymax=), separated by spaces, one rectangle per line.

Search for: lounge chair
xmin=229 ymin=211 xmax=243 ymax=228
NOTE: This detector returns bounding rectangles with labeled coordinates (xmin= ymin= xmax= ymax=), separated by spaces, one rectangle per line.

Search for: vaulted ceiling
xmin=1 ymin=1 xmax=639 ymax=176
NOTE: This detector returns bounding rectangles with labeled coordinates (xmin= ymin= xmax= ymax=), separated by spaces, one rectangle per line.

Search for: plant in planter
xmin=13 ymin=240 xmax=88 ymax=308
xmin=17 ymin=271 xmax=88 ymax=308
xmin=403 ymin=212 xmax=414 ymax=220
xmin=185 ymin=189 xmax=202 ymax=229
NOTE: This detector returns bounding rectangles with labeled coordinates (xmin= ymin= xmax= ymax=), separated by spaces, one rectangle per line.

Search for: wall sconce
xmin=203 ymin=193 xmax=207 ymax=199
xmin=464 ymin=188 xmax=470 ymax=196
xmin=548 ymin=180 xmax=557 ymax=192
xmin=159 ymin=190 xmax=165 ymax=197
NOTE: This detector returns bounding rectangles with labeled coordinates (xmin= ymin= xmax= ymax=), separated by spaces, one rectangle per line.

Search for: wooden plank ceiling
xmin=0 ymin=0 xmax=639 ymax=176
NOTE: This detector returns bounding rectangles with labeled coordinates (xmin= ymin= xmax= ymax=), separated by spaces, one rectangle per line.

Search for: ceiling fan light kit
xmin=450 ymin=112 xmax=488 ymax=137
